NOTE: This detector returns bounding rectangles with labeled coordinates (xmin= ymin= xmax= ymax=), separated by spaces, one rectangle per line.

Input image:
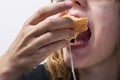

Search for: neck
xmin=78 ymin=56 xmax=119 ymax=80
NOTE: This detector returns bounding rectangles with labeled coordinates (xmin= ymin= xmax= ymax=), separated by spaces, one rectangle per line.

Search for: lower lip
xmin=70 ymin=43 xmax=88 ymax=49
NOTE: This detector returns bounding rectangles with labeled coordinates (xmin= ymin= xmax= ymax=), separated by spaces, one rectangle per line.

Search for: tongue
xmin=76 ymin=29 xmax=91 ymax=44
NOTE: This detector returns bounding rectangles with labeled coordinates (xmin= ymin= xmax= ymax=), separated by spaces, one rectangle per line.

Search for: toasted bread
xmin=63 ymin=15 xmax=88 ymax=40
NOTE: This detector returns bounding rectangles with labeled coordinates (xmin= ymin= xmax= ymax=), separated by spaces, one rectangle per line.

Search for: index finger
xmin=27 ymin=1 xmax=73 ymax=25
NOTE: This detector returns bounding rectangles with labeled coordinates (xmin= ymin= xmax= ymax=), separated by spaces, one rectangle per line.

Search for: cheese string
xmin=68 ymin=44 xmax=76 ymax=80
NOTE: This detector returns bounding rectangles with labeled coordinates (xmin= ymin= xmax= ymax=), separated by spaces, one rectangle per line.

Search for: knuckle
xmin=45 ymin=32 xmax=54 ymax=39
xmin=22 ymin=30 xmax=33 ymax=41
xmin=24 ymin=30 xmax=31 ymax=37
xmin=37 ymin=7 xmax=47 ymax=17
xmin=24 ymin=18 xmax=31 ymax=25
xmin=47 ymin=18 xmax=56 ymax=26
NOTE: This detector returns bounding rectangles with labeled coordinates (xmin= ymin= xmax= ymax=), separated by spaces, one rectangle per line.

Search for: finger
xmin=35 ymin=40 xmax=68 ymax=62
xmin=26 ymin=1 xmax=73 ymax=25
xmin=27 ymin=29 xmax=74 ymax=51
xmin=55 ymin=11 xmax=67 ymax=17
xmin=32 ymin=17 xmax=75 ymax=37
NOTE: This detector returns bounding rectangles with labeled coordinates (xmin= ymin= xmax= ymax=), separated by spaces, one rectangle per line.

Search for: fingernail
xmin=65 ymin=1 xmax=73 ymax=8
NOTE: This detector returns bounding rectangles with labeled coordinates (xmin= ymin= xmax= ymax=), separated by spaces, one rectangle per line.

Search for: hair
xmin=45 ymin=50 xmax=73 ymax=80
xmin=46 ymin=49 xmax=79 ymax=80
xmin=45 ymin=0 xmax=120 ymax=80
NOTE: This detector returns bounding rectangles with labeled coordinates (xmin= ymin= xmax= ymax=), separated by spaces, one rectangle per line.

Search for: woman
xmin=0 ymin=0 xmax=120 ymax=80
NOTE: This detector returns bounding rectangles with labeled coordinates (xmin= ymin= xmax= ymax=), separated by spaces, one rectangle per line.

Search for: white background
xmin=0 ymin=0 xmax=51 ymax=55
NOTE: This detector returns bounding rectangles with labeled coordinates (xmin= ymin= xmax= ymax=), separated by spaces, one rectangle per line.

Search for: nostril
xmin=74 ymin=1 xmax=81 ymax=6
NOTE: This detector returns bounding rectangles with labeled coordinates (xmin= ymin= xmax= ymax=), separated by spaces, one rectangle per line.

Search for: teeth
xmin=69 ymin=33 xmax=87 ymax=46
xmin=76 ymin=40 xmax=84 ymax=44
xmin=70 ymin=39 xmax=86 ymax=46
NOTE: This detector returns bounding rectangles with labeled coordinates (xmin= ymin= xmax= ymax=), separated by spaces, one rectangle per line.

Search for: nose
xmin=72 ymin=0 xmax=87 ymax=8
xmin=66 ymin=0 xmax=88 ymax=18
xmin=67 ymin=0 xmax=88 ymax=18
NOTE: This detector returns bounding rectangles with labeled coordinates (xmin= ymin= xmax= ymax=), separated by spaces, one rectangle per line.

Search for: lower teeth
xmin=70 ymin=40 xmax=86 ymax=46
xmin=70 ymin=38 xmax=86 ymax=45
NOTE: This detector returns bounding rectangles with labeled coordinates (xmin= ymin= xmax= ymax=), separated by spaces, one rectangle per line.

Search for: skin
xmin=63 ymin=0 xmax=120 ymax=80
xmin=0 ymin=0 xmax=119 ymax=80
xmin=0 ymin=1 xmax=75 ymax=80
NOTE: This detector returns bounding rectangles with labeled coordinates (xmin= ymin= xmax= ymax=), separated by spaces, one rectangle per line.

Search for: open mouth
xmin=70 ymin=28 xmax=91 ymax=47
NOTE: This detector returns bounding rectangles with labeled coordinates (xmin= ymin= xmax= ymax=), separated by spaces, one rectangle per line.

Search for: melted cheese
xmin=68 ymin=45 xmax=76 ymax=80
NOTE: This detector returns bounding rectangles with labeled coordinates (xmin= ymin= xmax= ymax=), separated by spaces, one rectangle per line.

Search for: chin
xmin=63 ymin=40 xmax=118 ymax=69
xmin=64 ymin=43 xmax=116 ymax=68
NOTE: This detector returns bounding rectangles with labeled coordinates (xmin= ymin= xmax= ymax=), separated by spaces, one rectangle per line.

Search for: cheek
xmin=80 ymin=2 xmax=120 ymax=67
xmin=89 ymin=3 xmax=119 ymax=53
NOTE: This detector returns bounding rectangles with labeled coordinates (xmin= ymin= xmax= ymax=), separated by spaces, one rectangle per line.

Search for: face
xmin=62 ymin=0 xmax=120 ymax=69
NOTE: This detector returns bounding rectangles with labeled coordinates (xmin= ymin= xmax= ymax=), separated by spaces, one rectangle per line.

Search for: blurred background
xmin=0 ymin=0 xmax=51 ymax=55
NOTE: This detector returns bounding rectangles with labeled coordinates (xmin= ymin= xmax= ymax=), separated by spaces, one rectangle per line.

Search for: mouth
xmin=69 ymin=27 xmax=91 ymax=49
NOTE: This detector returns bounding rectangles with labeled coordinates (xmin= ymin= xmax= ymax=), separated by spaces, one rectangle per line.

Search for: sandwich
xmin=63 ymin=15 xmax=88 ymax=40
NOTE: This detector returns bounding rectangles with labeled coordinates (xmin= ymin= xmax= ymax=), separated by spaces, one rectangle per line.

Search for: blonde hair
xmin=46 ymin=50 xmax=73 ymax=80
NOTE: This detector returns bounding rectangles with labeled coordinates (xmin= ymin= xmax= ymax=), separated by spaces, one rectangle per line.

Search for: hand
xmin=0 ymin=1 xmax=75 ymax=80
